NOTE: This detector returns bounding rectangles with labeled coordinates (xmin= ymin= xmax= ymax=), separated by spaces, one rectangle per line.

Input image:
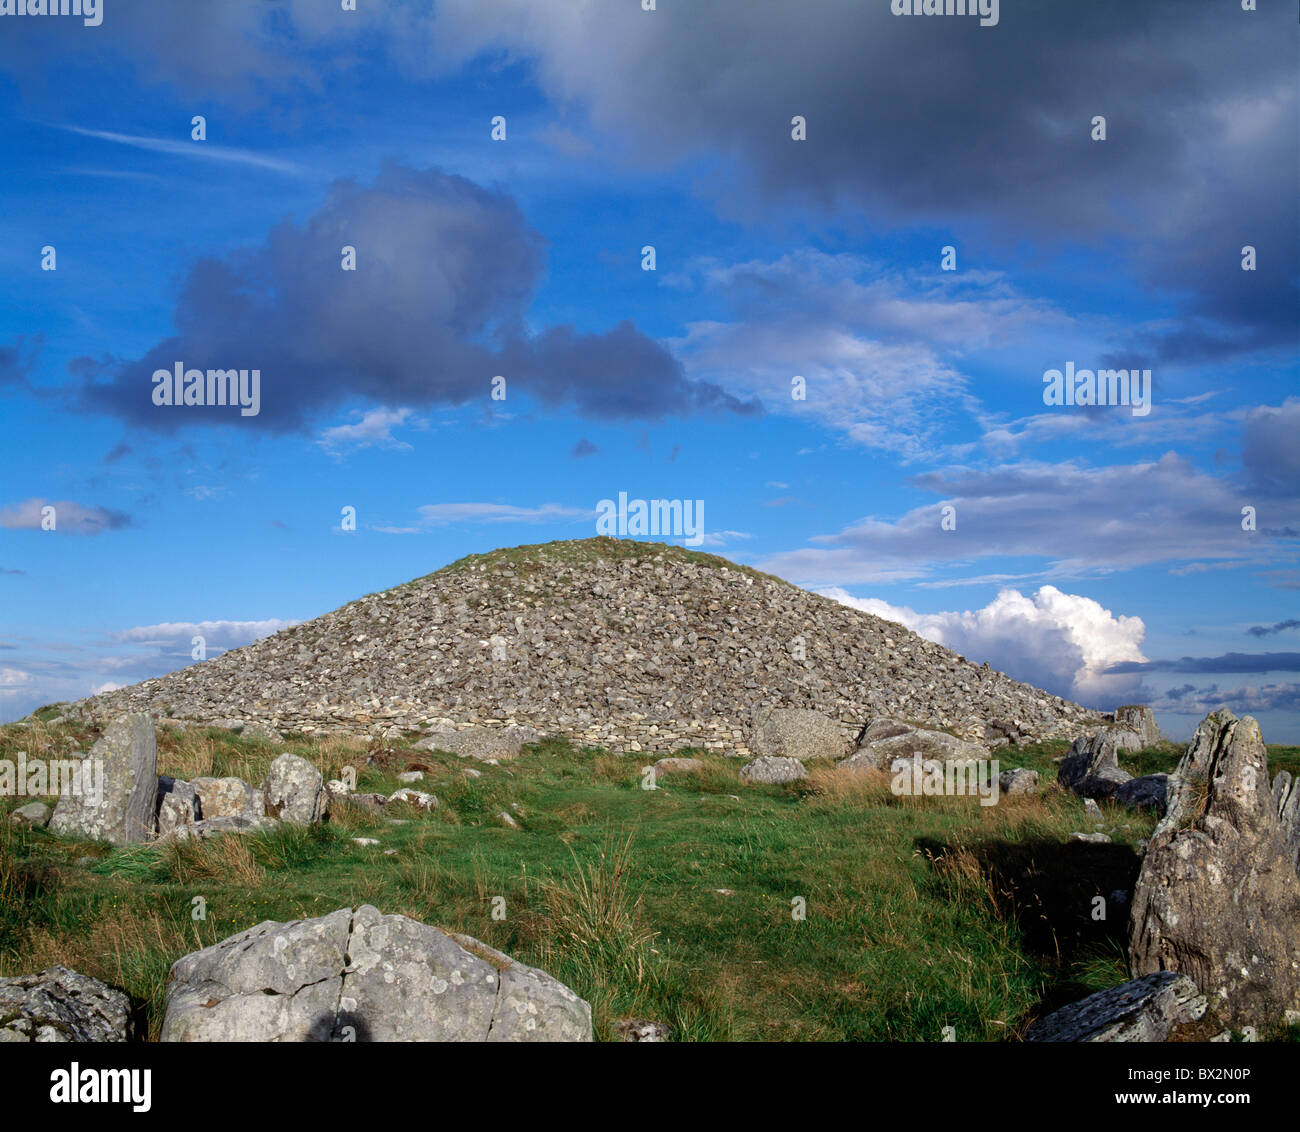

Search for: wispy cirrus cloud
xmin=49 ymin=123 xmax=305 ymax=175
xmin=759 ymin=450 xmax=1298 ymax=588
xmin=373 ymin=501 xmax=593 ymax=535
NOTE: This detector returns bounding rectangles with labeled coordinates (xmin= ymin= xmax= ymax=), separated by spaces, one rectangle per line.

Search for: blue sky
xmin=0 ymin=0 xmax=1296 ymax=741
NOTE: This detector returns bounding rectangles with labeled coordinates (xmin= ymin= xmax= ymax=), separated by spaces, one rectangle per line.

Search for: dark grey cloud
xmin=6 ymin=2 xmax=1294 ymax=365
xmin=0 ymin=335 xmax=40 ymax=391
xmin=426 ymin=0 xmax=1298 ymax=363
xmin=1242 ymin=399 xmax=1300 ymax=498
xmin=74 ymin=164 xmax=755 ymax=431
xmin=1151 ymin=681 xmax=1300 ymax=717
xmin=1248 ymin=619 xmax=1300 ymax=638
xmin=570 ymin=438 xmax=599 ymax=458
xmin=1106 ymin=652 xmax=1300 ymax=676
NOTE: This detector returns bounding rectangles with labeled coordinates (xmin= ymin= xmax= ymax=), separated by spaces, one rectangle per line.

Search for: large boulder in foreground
xmin=159 ymin=905 xmax=591 ymax=1042
xmin=49 ymin=713 xmax=157 ymax=845
xmin=0 ymin=967 xmax=133 ymax=1042
xmin=749 ymin=707 xmax=847 ymax=762
xmin=261 ymin=753 xmax=327 ymax=824
xmin=1026 ymin=972 xmax=1206 ymax=1042
xmin=1129 ymin=710 xmax=1300 ymax=1029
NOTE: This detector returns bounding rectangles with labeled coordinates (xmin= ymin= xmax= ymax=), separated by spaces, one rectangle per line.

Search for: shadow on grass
xmin=916 ymin=834 xmax=1143 ymax=1023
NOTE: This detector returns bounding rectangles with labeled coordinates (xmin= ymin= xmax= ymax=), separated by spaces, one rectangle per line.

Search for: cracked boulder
xmin=1129 ymin=710 xmax=1300 ymax=1029
xmin=156 ymin=776 xmax=198 ymax=838
xmin=0 ymin=967 xmax=133 ymax=1042
xmin=159 ymin=905 xmax=591 ymax=1042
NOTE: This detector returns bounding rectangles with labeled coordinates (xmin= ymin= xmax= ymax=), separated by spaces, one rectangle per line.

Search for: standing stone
xmin=1026 ymin=972 xmax=1206 ymax=1042
xmin=1129 ymin=710 xmax=1300 ymax=1029
xmin=1114 ymin=704 xmax=1161 ymax=748
xmin=749 ymin=707 xmax=848 ymax=762
xmin=49 ymin=713 xmax=157 ymax=845
xmin=0 ymin=967 xmax=133 ymax=1042
xmin=261 ymin=753 xmax=327 ymax=824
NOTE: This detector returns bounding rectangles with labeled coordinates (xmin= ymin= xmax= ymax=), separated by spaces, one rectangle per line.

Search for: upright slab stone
xmin=1128 ymin=710 xmax=1300 ymax=1029
xmin=49 ymin=713 xmax=157 ymax=845
xmin=1114 ymin=704 xmax=1161 ymax=748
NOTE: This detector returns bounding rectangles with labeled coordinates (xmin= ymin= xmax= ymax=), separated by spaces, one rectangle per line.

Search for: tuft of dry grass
xmin=537 ymin=829 xmax=658 ymax=988
xmin=592 ymin=755 xmax=632 ymax=785
xmin=800 ymin=763 xmax=895 ymax=808
xmin=156 ymin=729 xmax=218 ymax=781
xmin=161 ymin=833 xmax=264 ymax=886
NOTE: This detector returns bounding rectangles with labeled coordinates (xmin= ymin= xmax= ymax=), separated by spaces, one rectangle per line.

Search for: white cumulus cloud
xmin=823 ymin=585 xmax=1147 ymax=707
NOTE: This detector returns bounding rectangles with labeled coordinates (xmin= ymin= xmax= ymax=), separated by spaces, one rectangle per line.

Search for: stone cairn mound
xmin=75 ymin=538 xmax=1100 ymax=755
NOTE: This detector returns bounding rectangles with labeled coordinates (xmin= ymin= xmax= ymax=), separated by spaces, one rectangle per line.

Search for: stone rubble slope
xmin=78 ymin=538 xmax=1101 ymax=755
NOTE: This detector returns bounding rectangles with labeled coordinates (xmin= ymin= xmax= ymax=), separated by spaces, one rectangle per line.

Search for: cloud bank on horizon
xmin=0 ymin=0 xmax=1295 ymax=740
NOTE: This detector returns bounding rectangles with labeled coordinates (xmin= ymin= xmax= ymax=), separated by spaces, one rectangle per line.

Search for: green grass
xmin=1 ymin=719 xmax=1293 ymax=1041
